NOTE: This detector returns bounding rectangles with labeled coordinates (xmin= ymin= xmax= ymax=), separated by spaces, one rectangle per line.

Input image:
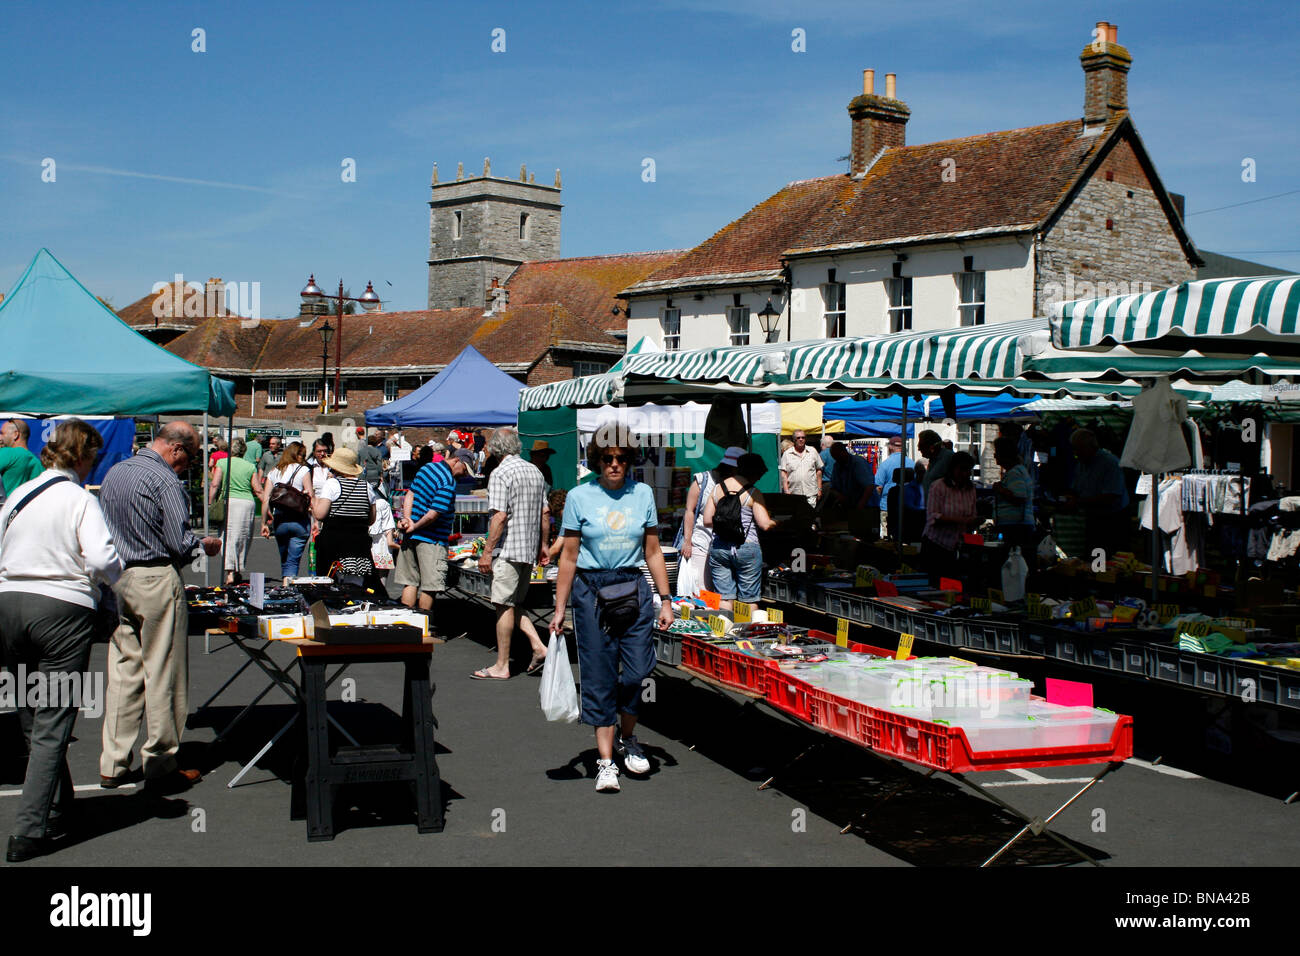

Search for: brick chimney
xmin=848 ymin=69 xmax=910 ymax=176
xmin=1080 ymin=21 xmax=1131 ymax=126
xmin=204 ymin=277 xmax=226 ymax=316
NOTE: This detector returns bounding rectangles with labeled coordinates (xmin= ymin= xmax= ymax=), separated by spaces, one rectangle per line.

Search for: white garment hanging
xmin=1121 ymin=379 xmax=1192 ymax=474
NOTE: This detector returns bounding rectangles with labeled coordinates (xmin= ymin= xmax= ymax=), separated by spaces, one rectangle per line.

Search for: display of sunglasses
xmin=601 ymin=453 xmax=630 ymax=465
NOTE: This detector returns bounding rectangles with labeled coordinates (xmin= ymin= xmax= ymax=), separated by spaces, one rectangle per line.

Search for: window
xmin=887 ymin=275 xmax=912 ymax=333
xmin=384 ymin=377 xmax=399 ymax=403
xmin=661 ymin=307 xmax=681 ymax=350
xmin=727 ymin=306 xmax=751 ymax=346
xmin=574 ymin=361 xmax=611 ymax=378
xmin=958 ymin=270 xmax=986 ymax=326
xmin=298 ymin=379 xmax=320 ymax=406
xmin=452 ymin=210 xmax=463 ymax=240
xmin=822 ymin=281 xmax=847 ymax=338
xmin=519 ymin=212 xmax=530 ymax=240
xmin=333 ymin=378 xmax=348 ymax=407
xmin=267 ymin=380 xmax=287 ymax=406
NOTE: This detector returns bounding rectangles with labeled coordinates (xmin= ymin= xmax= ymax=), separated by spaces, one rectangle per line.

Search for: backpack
xmin=713 ymin=483 xmax=751 ymax=545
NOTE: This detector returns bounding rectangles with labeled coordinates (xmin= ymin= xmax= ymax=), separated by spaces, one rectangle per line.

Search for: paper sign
xmin=708 ymin=615 xmax=727 ymax=637
xmin=700 ymin=589 xmax=721 ymax=610
xmin=970 ymin=596 xmax=991 ymax=612
xmin=767 ymin=607 xmax=783 ymax=625
xmin=248 ymin=572 xmax=265 ymax=610
xmin=1178 ymin=620 xmax=1213 ymax=638
xmin=855 ymin=565 xmax=875 ymax=587
xmin=988 ymin=588 xmax=1004 ymax=604
xmin=836 ymin=619 xmax=850 ymax=647
xmin=1071 ymin=596 xmax=1099 ymax=619
xmin=940 ymin=577 xmax=963 ymax=593
xmin=895 ymin=632 xmax=915 ymax=660
xmin=734 ymin=601 xmax=752 ymax=623
xmin=875 ymin=579 xmax=898 ymax=597
xmin=679 ymin=602 xmax=690 ymax=620
xmin=1027 ymin=593 xmax=1042 ymax=607
xmin=1046 ymin=678 xmax=1094 ymax=708
xmin=1155 ymin=604 xmax=1180 ymax=624
xmin=1029 ymin=604 xmax=1051 ymax=620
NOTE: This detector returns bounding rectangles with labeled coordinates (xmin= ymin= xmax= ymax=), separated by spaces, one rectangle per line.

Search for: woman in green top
xmin=209 ymin=437 xmax=264 ymax=585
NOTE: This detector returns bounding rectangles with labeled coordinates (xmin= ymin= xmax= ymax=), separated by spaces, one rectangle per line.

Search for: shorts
xmin=707 ymin=539 xmax=763 ymax=602
xmin=489 ymin=558 xmax=533 ymax=606
xmin=394 ymin=540 xmax=448 ymax=593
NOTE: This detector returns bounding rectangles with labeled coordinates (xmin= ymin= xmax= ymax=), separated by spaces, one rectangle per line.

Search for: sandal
xmin=470 ymin=668 xmax=510 ymax=681
xmin=525 ymin=654 xmax=547 ymax=675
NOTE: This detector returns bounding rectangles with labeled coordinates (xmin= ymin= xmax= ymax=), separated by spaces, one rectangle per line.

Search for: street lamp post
xmin=319 ymin=320 xmax=334 ymax=414
xmin=301 ymin=276 xmax=382 ymax=410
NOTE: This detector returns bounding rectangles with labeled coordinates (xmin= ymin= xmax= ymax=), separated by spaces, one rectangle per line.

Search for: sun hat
xmin=322 ymin=446 xmax=363 ymax=476
xmin=531 ymin=439 xmax=551 ymax=451
xmin=720 ymin=445 xmax=746 ymax=468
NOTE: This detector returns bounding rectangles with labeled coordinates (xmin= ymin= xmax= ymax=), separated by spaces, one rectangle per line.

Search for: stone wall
xmin=1037 ymin=136 xmax=1194 ymax=314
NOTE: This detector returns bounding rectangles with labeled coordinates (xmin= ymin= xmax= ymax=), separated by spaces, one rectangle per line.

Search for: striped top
xmin=99 ymin=448 xmax=202 ymax=564
xmin=923 ymin=479 xmax=976 ymax=552
xmin=321 ymin=475 xmax=374 ymax=520
xmin=408 ymin=460 xmax=455 ymax=545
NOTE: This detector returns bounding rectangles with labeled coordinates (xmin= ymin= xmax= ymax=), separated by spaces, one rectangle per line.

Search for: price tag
xmin=835 ymin=618 xmax=850 ymax=647
xmin=734 ymin=601 xmax=752 ymax=623
xmin=1027 ymin=593 xmax=1043 ymax=607
xmin=1155 ymin=604 xmax=1180 ymax=624
xmin=708 ymin=615 xmax=727 ymax=637
xmin=1070 ymin=596 xmax=1099 ymax=619
xmin=855 ymin=565 xmax=875 ymax=587
xmin=1029 ymin=603 xmax=1051 ymax=620
xmin=679 ymin=602 xmax=691 ymax=620
xmin=248 ymin=572 xmax=265 ymax=610
xmin=895 ymin=632 xmax=915 ymax=660
xmin=987 ymin=588 xmax=1004 ymax=604
xmin=970 ymin=596 xmax=991 ymax=612
xmin=1179 ymin=620 xmax=1213 ymax=638
xmin=767 ymin=607 xmax=783 ymax=625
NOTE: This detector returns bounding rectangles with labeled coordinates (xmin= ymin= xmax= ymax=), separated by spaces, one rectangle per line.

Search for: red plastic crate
xmin=679 ymin=636 xmax=775 ymax=696
xmin=765 ymin=671 xmax=814 ymax=721
xmin=806 ymin=685 xmax=880 ymax=749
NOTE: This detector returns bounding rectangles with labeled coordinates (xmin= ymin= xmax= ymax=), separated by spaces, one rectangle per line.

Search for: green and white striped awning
xmin=1051 ymin=276 xmax=1300 ymax=349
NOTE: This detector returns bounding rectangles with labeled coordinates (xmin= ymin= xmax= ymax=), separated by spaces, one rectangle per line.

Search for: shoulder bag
xmin=269 ymin=464 xmax=310 ymax=515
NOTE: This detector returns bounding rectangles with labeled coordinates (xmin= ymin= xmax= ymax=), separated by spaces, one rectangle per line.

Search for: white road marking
xmin=982 ymin=768 xmax=1097 ymax=788
xmin=1125 ymin=757 xmax=1202 ymax=779
xmin=0 ymin=783 xmax=135 ymax=797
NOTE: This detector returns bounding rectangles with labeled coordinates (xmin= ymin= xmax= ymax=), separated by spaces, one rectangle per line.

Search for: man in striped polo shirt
xmin=98 ymin=422 xmax=221 ymax=793
xmin=397 ymin=448 xmax=471 ymax=617
xmin=472 ymin=428 xmax=550 ymax=680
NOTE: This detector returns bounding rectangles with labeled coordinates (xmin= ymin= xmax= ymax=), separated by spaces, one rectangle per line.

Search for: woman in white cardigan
xmin=0 ymin=419 xmax=123 ymax=862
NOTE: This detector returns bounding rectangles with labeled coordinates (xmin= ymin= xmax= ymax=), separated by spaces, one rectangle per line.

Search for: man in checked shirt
xmin=98 ymin=422 xmax=221 ymax=793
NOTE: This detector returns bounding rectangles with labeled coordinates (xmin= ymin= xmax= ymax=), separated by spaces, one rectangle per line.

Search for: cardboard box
xmin=368 ymin=609 xmax=430 ymax=637
xmin=258 ymin=615 xmax=307 ymax=640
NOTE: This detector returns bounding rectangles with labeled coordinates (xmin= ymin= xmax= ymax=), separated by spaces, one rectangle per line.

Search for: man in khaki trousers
xmin=98 ymin=423 xmax=220 ymax=793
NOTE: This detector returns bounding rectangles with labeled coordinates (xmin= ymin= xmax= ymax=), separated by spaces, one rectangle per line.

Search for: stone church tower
xmin=426 ymin=159 xmax=562 ymax=310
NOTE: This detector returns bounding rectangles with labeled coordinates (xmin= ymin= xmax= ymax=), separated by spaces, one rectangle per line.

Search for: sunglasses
xmin=601 ymin=453 xmax=631 ymax=465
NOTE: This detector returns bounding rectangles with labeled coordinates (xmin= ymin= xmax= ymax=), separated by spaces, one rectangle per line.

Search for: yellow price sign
xmin=988 ymin=588 xmax=1004 ymax=604
xmin=766 ymin=607 xmax=783 ymax=625
xmin=836 ymin=618 xmax=850 ymax=647
xmin=1155 ymin=603 xmax=1180 ymax=624
xmin=1029 ymin=603 xmax=1051 ymax=620
xmin=855 ymin=565 xmax=875 ymax=587
xmin=1178 ymin=620 xmax=1213 ymax=638
xmin=679 ymin=601 xmax=691 ymax=620
xmin=1027 ymin=593 xmax=1043 ymax=606
xmin=970 ymin=596 xmax=991 ymax=612
xmin=708 ymin=615 xmax=728 ymax=637
xmin=896 ymin=632 xmax=915 ymax=660
xmin=734 ymin=601 xmax=752 ymax=623
xmin=1070 ymin=596 xmax=1099 ymax=619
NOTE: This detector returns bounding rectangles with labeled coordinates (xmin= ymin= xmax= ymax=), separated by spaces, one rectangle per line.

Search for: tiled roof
xmin=504 ymin=250 xmax=687 ymax=330
xmin=165 ymin=303 xmax=619 ymax=375
xmin=627 ymin=119 xmax=1124 ymax=292
xmin=788 ymin=119 xmax=1110 ymax=255
xmin=117 ymin=286 xmax=238 ymax=331
xmin=626 ymin=176 xmax=850 ymax=293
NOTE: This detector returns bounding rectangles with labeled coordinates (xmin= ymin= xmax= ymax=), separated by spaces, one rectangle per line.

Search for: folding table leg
xmin=955 ymin=761 xmax=1122 ymax=867
xmin=226 ymin=712 xmax=299 ymax=789
xmin=757 ymin=738 xmax=827 ymax=791
xmin=840 ymin=769 xmax=936 ymax=834
xmin=302 ymin=659 xmax=335 ymax=842
xmin=405 ymin=657 xmax=443 ymax=833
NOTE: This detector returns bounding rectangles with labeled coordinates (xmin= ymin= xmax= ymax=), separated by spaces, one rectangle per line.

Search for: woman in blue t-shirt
xmin=550 ymin=437 xmax=675 ymax=794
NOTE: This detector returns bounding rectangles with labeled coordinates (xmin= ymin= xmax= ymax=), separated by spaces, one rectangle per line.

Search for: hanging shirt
xmin=1121 ymin=379 xmax=1191 ymax=474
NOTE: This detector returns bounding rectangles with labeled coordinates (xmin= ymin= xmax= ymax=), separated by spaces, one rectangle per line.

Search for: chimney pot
xmin=483 ymin=157 xmax=491 ymax=177
xmin=520 ymin=163 xmax=527 ymax=182
xmin=885 ymin=72 xmax=896 ymax=99
xmin=456 ymin=161 xmax=464 ymax=180
xmin=1108 ymin=23 xmax=1117 ymax=43
xmin=848 ymin=72 xmax=910 ymax=175
xmin=863 ymin=69 xmax=874 ymax=94
xmin=431 ymin=162 xmax=439 ymax=184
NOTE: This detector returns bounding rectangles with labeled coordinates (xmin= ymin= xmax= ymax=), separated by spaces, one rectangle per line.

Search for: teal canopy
xmin=0 ymin=249 xmax=236 ymax=416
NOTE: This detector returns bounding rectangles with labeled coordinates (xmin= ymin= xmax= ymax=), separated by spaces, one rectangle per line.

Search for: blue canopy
xmin=0 ymin=249 xmax=236 ymax=417
xmin=365 ymin=344 xmax=524 ymax=428
xmin=826 ymin=393 xmax=1038 ymax=430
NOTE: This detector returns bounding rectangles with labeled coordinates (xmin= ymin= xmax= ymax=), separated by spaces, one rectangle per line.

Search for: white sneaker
xmin=595 ymin=758 xmax=621 ymax=793
xmin=616 ymin=735 xmax=651 ymax=775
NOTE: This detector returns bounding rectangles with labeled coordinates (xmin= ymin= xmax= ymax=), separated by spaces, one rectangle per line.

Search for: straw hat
xmin=322 ymin=446 xmax=362 ymax=476
xmin=531 ymin=439 xmax=554 ymax=455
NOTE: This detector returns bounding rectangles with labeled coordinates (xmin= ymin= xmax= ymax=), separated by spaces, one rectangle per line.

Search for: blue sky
xmin=2 ymin=0 xmax=1296 ymax=317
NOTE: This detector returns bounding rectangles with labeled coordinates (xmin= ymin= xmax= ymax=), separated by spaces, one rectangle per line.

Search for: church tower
xmin=427 ymin=158 xmax=562 ymax=310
